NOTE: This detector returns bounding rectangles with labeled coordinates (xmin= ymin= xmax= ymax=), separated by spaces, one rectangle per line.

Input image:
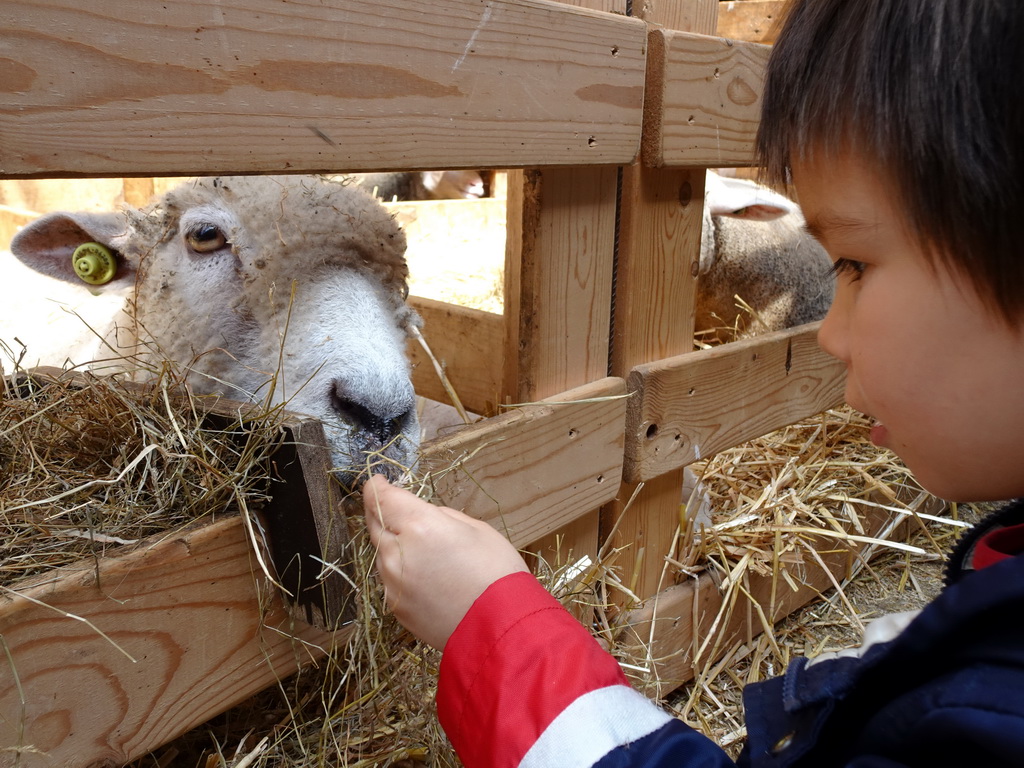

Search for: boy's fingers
xmin=362 ymin=474 xmax=433 ymax=536
xmin=362 ymin=475 xmax=392 ymax=543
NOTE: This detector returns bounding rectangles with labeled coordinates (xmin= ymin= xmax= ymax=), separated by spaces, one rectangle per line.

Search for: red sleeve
xmin=436 ymin=571 xmax=661 ymax=768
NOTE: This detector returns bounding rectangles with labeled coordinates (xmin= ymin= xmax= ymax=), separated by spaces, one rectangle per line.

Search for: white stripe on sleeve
xmin=519 ymin=685 xmax=673 ymax=768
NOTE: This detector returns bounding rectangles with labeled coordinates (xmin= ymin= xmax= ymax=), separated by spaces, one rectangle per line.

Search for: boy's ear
xmin=10 ymin=211 xmax=137 ymax=291
xmin=705 ymin=171 xmax=795 ymax=221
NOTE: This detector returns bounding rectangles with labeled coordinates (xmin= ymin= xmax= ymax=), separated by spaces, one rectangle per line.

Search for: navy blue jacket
xmin=741 ymin=530 xmax=1024 ymax=764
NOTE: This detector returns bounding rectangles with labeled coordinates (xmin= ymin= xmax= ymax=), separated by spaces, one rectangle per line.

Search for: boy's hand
xmin=362 ymin=474 xmax=531 ymax=650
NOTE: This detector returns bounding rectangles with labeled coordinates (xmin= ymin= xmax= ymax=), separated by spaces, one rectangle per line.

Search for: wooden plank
xmin=618 ymin=495 xmax=943 ymax=697
xmin=419 ymin=377 xmax=627 ymax=549
xmin=717 ymin=0 xmax=786 ymax=43
xmin=408 ymin=297 xmax=503 ymax=417
xmin=643 ymin=28 xmax=769 ymax=168
xmin=624 ymin=322 xmax=847 ymax=483
xmin=630 ymin=0 xmax=719 ymax=33
xmin=610 ymin=166 xmax=704 ymax=375
xmin=555 ymin=0 xmax=627 ymax=13
xmin=259 ymin=414 xmax=358 ymax=630
xmin=0 ymin=516 xmax=342 ymax=767
xmin=0 ymin=0 xmax=645 ymax=178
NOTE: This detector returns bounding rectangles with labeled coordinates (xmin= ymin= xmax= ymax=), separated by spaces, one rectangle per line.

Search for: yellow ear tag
xmin=71 ymin=242 xmax=117 ymax=285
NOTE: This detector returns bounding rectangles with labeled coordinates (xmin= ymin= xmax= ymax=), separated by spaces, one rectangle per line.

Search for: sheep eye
xmin=186 ymin=223 xmax=227 ymax=253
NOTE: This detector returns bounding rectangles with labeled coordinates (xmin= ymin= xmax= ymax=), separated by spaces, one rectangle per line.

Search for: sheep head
xmin=697 ymin=171 xmax=833 ymax=338
xmin=10 ymin=175 xmax=421 ymax=487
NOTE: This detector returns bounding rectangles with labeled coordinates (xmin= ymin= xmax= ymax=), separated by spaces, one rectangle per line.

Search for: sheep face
xmin=10 ymin=175 xmax=421 ymax=486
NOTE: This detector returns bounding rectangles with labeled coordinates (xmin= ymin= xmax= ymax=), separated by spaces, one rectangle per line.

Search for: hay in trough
xmin=0 ymin=363 xmax=284 ymax=588
xmin=0 ymin=358 xmax=459 ymax=767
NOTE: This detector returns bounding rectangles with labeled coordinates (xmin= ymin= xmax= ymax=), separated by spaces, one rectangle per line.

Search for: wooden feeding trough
xmin=0 ymin=367 xmax=356 ymax=764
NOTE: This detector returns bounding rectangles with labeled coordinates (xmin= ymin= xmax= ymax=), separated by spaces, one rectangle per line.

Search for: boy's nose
xmin=816 ymin=293 xmax=850 ymax=363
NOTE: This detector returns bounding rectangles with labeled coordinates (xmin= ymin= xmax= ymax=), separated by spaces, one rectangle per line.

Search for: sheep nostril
xmin=329 ymin=385 xmax=409 ymax=446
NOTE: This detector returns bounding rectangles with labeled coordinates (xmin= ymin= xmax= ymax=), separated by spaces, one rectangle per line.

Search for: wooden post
xmin=121 ymin=177 xmax=155 ymax=208
xmin=602 ymin=0 xmax=720 ymax=604
xmin=503 ymin=166 xmax=619 ymax=572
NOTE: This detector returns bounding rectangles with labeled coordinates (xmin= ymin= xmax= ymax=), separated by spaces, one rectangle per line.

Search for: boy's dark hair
xmin=756 ymin=0 xmax=1024 ymax=322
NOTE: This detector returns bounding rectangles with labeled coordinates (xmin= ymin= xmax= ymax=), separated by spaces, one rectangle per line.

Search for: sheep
xmin=348 ymin=170 xmax=485 ymax=202
xmin=697 ymin=171 xmax=834 ymax=340
xmin=7 ymin=175 xmax=421 ymax=486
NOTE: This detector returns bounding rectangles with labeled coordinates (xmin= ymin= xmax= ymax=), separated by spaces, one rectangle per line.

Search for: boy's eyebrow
xmin=803 ymin=212 xmax=878 ymax=243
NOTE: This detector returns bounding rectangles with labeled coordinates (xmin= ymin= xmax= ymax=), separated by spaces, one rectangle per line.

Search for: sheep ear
xmin=10 ymin=211 xmax=136 ymax=291
xmin=418 ymin=171 xmax=445 ymax=192
xmin=705 ymin=172 xmax=795 ymax=221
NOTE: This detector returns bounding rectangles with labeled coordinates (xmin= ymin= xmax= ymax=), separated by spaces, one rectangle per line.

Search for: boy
xmin=363 ymin=0 xmax=1024 ymax=765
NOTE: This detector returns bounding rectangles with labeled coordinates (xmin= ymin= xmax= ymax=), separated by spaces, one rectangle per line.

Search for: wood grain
xmin=604 ymin=165 xmax=707 ymax=601
xmin=717 ymin=0 xmax=786 ymax=43
xmin=554 ymin=0 xmax=627 ymax=13
xmin=503 ymin=167 xmax=618 ymax=404
xmin=419 ymin=377 xmax=627 ymax=548
xmin=624 ymin=322 xmax=847 ymax=483
xmin=0 ymin=0 xmax=645 ymax=177
xmin=501 ymin=166 xmax=619 ymax=568
xmin=0 ymin=517 xmax=342 ymax=767
xmin=643 ymin=28 xmax=769 ymax=168
xmin=631 ymin=0 xmax=718 ymax=33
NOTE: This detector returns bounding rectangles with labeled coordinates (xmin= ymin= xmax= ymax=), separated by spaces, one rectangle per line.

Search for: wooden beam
xmin=624 ymin=322 xmax=846 ymax=483
xmin=601 ymin=0 xmax=719 ymax=605
xmin=555 ymin=0 xmax=627 ymax=13
xmin=632 ymin=0 xmax=719 ymax=33
xmin=0 ymin=0 xmax=645 ymax=178
xmin=503 ymin=168 xmax=618 ymax=404
xmin=604 ymin=165 xmax=706 ymax=603
xmin=717 ymin=0 xmax=786 ymax=44
xmin=408 ymin=297 xmax=503 ymax=417
xmin=643 ymin=28 xmax=769 ymax=168
xmin=0 ymin=516 xmax=342 ymax=766
xmin=419 ymin=377 xmax=627 ymax=550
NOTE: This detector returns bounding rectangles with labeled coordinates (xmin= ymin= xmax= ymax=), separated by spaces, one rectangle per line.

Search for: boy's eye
xmin=828 ymin=258 xmax=866 ymax=281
